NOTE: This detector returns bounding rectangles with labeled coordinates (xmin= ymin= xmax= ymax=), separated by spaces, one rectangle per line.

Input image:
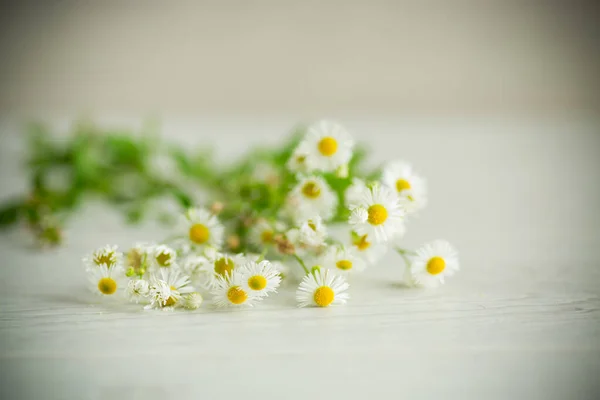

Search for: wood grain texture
xmin=1 ymin=117 xmax=599 ymax=400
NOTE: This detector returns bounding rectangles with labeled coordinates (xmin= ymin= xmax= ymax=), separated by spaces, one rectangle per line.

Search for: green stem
xmin=292 ymin=253 xmax=309 ymax=275
xmin=256 ymin=247 xmax=268 ymax=262
xmin=395 ymin=247 xmax=413 ymax=269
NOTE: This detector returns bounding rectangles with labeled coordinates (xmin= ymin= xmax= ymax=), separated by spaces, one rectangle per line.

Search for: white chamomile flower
xmin=211 ymin=270 xmax=260 ymax=308
xmin=296 ymin=120 xmax=354 ymax=173
xmin=249 ymin=219 xmax=276 ymax=249
xmin=345 ymin=178 xmax=367 ymax=208
xmin=146 ymin=280 xmax=172 ymax=310
xmin=183 ymin=207 xmax=225 ymax=250
xmin=88 ymin=264 xmax=125 ymax=296
xmin=126 ymin=279 xmax=150 ymax=303
xmin=296 ymin=269 xmax=350 ymax=308
xmin=324 ymin=246 xmax=366 ymax=275
xmin=287 ymin=148 xmax=310 ymax=175
xmin=298 ymin=216 xmax=328 ymax=247
xmin=145 ymin=268 xmax=195 ymax=309
xmin=382 ymin=160 xmax=427 ymax=214
xmin=239 ymin=260 xmax=281 ymax=297
xmin=151 ymin=244 xmax=177 ymax=268
xmin=83 ymin=245 xmax=122 ymax=270
xmin=348 ymin=184 xmax=405 ymax=243
xmin=183 ymin=292 xmax=203 ymax=310
xmin=349 ymin=232 xmax=388 ymax=264
xmin=286 ymin=176 xmax=338 ymax=221
xmin=408 ymin=240 xmax=459 ymax=288
xmin=204 ymin=252 xmax=247 ymax=286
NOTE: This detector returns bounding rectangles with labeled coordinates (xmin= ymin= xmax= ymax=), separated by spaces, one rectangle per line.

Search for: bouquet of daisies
xmin=79 ymin=120 xmax=460 ymax=310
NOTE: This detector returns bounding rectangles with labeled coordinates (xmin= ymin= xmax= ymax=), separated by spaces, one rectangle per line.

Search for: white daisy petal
xmin=347 ymin=184 xmax=405 ymax=243
xmin=181 ymin=207 xmax=225 ymax=250
xmin=284 ymin=176 xmax=338 ymax=222
xmin=145 ymin=268 xmax=195 ymax=310
xmin=83 ymin=245 xmax=122 ymax=271
xmin=211 ymin=270 xmax=261 ymax=308
xmin=292 ymin=120 xmax=354 ymax=173
xmin=239 ymin=260 xmax=282 ymax=297
xmin=88 ymin=263 xmax=126 ymax=296
xmin=382 ymin=160 xmax=427 ymax=214
xmin=323 ymin=245 xmax=366 ymax=275
xmin=407 ymin=240 xmax=459 ymax=288
xmin=296 ymin=269 xmax=350 ymax=307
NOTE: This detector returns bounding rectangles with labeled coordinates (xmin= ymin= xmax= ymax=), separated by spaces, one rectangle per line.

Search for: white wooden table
xmin=1 ymin=117 xmax=599 ymax=400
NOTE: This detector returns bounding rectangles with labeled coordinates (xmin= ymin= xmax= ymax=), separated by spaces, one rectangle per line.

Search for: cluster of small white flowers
xmin=82 ymin=120 xmax=460 ymax=311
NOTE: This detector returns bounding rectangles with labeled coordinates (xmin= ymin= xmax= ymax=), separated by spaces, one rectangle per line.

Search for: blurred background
xmin=1 ymin=0 xmax=600 ymax=271
xmin=1 ymin=2 xmax=600 ymax=398
xmin=0 ymin=0 xmax=599 ymax=117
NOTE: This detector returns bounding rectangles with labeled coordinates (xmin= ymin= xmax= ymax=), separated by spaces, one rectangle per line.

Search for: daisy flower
xmin=150 ymin=244 xmax=177 ymax=268
xmin=126 ymin=279 xmax=150 ymax=303
xmin=182 ymin=292 xmax=203 ymax=310
xmin=349 ymin=232 xmax=388 ymax=264
xmin=287 ymin=148 xmax=311 ymax=175
xmin=248 ymin=219 xmax=276 ymax=249
xmin=239 ymin=260 xmax=281 ymax=297
xmin=345 ymin=178 xmax=367 ymax=208
xmin=203 ymin=252 xmax=247 ymax=287
xmin=83 ymin=245 xmax=122 ymax=270
xmin=408 ymin=240 xmax=459 ymax=288
xmin=348 ymin=184 xmax=405 ymax=243
xmin=294 ymin=120 xmax=354 ymax=173
xmin=211 ymin=270 xmax=260 ymax=308
xmin=145 ymin=268 xmax=195 ymax=309
xmin=88 ymin=264 xmax=125 ymax=296
xmin=296 ymin=269 xmax=350 ymax=308
xmin=183 ymin=207 xmax=225 ymax=250
xmin=298 ymin=216 xmax=328 ymax=247
xmin=286 ymin=176 xmax=338 ymax=222
xmin=324 ymin=246 xmax=366 ymax=275
xmin=382 ymin=160 xmax=427 ymax=214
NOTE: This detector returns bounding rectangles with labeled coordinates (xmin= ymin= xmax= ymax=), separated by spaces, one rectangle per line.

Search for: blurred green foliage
xmin=0 ymin=121 xmax=378 ymax=249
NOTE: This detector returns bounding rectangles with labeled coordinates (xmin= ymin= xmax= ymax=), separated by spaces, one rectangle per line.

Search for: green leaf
xmin=0 ymin=201 xmax=22 ymax=229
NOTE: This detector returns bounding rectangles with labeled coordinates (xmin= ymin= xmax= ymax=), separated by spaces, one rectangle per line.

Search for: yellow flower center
xmin=336 ymin=260 xmax=353 ymax=270
xmin=156 ymin=252 xmax=172 ymax=267
xmin=227 ymin=286 xmax=248 ymax=304
xmin=308 ymin=221 xmax=317 ymax=231
xmin=313 ymin=286 xmax=335 ymax=307
xmin=260 ymin=230 xmax=274 ymax=244
xmin=97 ymin=277 xmax=117 ymax=295
xmin=164 ymin=285 xmax=178 ymax=307
xmin=214 ymin=257 xmax=235 ymax=276
xmin=248 ymin=275 xmax=267 ymax=291
xmin=318 ymin=137 xmax=338 ymax=156
xmin=302 ymin=182 xmax=321 ymax=199
xmin=426 ymin=256 xmax=446 ymax=275
xmin=189 ymin=223 xmax=210 ymax=244
xmin=396 ymin=179 xmax=411 ymax=192
xmin=353 ymin=234 xmax=371 ymax=251
xmin=94 ymin=253 xmax=114 ymax=267
xmin=367 ymin=204 xmax=388 ymax=225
